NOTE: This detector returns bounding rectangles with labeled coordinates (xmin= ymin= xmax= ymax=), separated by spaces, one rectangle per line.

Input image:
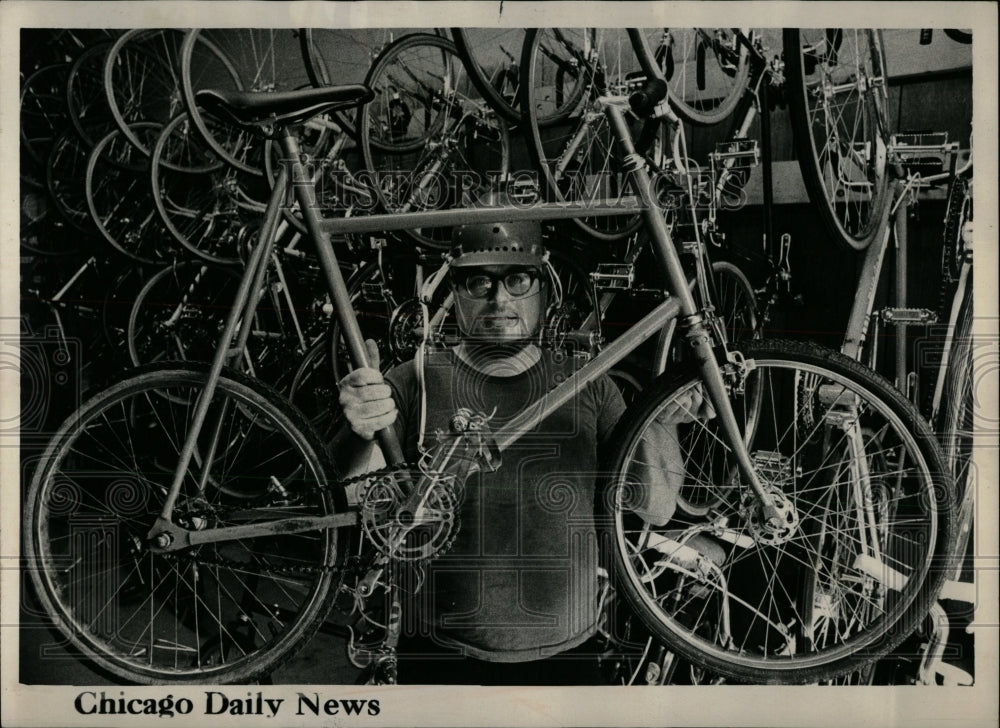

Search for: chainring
xmin=359 ymin=472 xmax=460 ymax=562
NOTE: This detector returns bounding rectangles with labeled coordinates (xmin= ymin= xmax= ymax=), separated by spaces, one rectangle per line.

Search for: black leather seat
xmin=195 ymin=84 xmax=374 ymax=131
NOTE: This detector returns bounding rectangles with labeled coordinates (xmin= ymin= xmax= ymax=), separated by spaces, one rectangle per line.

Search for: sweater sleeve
xmin=593 ymin=374 xmax=627 ymax=447
xmin=383 ymin=359 xmax=419 ymax=460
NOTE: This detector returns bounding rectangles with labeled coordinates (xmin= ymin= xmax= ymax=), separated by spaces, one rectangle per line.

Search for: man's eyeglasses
xmin=454 ymin=269 xmax=540 ymax=299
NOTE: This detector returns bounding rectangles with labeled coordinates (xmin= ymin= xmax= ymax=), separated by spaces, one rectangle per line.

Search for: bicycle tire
xmin=797 ymin=425 xmax=888 ymax=682
xmin=937 ymin=286 xmax=974 ymax=571
xmin=46 ymin=129 xmax=97 ymax=235
xmin=85 ymin=123 xmax=176 ymax=264
xmin=518 ymin=28 xmax=594 ymax=128
xmin=656 ymin=259 xmax=760 ymax=370
xmin=358 ymin=33 xmax=510 ymax=250
xmin=520 ymin=28 xmax=646 ymax=243
xmin=180 ymin=29 xmax=313 ymax=176
xmin=301 ymin=28 xmax=433 ymax=139
xmin=451 ymin=28 xmax=527 ymax=124
xmin=598 ymin=338 xmax=953 ymax=683
xmin=289 ymin=334 xmax=340 ymax=440
xmin=150 ymin=112 xmax=266 ymax=266
xmin=127 ymin=261 xmax=243 ymax=367
xmin=709 ymin=260 xmax=759 ymax=343
xmin=66 ymin=42 xmax=116 ymax=149
xmin=784 ymin=29 xmax=892 ymax=251
xmin=670 ymin=260 xmax=762 ymax=518
xmin=103 ymin=29 xmax=200 ymax=157
xmin=631 ymin=29 xmax=751 ymax=127
xmin=24 ymin=362 xmax=344 ymax=684
xmin=20 ymin=63 xmax=71 ymax=190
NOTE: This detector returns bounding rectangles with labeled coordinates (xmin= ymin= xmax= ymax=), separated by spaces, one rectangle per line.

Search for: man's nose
xmin=488 ymin=279 xmax=512 ymax=304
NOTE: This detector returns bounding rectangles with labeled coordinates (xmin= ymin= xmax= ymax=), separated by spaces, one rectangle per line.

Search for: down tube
xmin=497 ymin=297 xmax=680 ymax=452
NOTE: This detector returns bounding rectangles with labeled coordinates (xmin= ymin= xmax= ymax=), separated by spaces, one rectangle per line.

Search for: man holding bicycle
xmin=337 ymin=220 xmax=713 ymax=685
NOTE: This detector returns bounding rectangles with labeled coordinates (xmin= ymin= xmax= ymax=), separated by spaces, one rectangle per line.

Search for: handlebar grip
xmin=629 ymin=78 xmax=668 ymax=117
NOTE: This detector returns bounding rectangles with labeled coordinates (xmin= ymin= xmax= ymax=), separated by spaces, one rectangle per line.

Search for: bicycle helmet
xmin=449 ymin=220 xmax=547 ymax=268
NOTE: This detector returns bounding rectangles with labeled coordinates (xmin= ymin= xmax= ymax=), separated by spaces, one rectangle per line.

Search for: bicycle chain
xmin=160 ymin=460 xmax=459 ymax=576
xmin=939 ymin=174 xmax=969 ymax=289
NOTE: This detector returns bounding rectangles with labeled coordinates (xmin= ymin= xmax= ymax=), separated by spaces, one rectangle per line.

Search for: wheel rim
xmin=789 ymin=29 xmax=891 ymax=250
xmin=609 ymin=352 xmax=942 ymax=678
xmin=359 ymin=34 xmax=510 ymax=250
xmin=27 ymin=368 xmax=336 ymax=682
xmin=636 ymin=28 xmax=750 ymax=127
xmin=523 ymin=28 xmax=646 ymax=242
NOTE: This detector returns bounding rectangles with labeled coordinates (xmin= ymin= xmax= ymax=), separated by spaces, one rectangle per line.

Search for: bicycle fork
xmin=604 ymin=100 xmax=786 ymax=526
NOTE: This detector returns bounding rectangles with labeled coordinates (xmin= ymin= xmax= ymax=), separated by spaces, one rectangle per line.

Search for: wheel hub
xmin=741 ymin=451 xmax=800 ymax=546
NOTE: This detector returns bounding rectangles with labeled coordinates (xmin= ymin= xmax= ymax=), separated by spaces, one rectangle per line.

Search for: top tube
xmin=319 ymin=199 xmax=649 ymax=237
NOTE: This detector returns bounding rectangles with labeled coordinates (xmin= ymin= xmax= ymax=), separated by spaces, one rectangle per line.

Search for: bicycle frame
xmin=146 ymin=95 xmax=786 ymax=553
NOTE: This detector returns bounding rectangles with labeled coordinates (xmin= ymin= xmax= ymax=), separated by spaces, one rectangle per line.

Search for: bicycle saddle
xmin=195 ymin=84 xmax=374 ymax=130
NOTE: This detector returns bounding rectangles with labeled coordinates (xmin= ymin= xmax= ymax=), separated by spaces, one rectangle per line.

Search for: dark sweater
xmin=384 ymin=347 xmax=626 ymax=661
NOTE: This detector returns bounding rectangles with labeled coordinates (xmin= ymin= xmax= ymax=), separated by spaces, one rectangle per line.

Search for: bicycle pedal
xmin=889 ymin=132 xmax=958 ymax=173
xmin=590 ymin=263 xmax=635 ymax=290
xmin=710 ymin=138 xmax=760 ymax=170
xmin=879 ymin=307 xmax=938 ymax=325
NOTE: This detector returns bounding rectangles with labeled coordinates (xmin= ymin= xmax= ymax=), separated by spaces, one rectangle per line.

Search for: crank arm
xmin=147 ymin=511 xmax=358 ymax=551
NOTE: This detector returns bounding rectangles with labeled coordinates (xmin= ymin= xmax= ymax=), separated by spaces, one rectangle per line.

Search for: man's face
xmin=453 ymin=265 xmax=545 ymax=343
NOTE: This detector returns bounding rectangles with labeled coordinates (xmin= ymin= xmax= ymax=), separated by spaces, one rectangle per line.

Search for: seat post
xmin=279 ymin=129 xmax=409 ymax=466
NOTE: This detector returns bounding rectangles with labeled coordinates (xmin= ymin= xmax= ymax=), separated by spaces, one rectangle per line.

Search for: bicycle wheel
xmin=127 ymin=260 xmax=243 ymax=367
xmin=937 ymin=287 xmax=974 ymax=568
xmin=659 ymin=259 xmax=760 ymax=366
xmin=46 ymin=129 xmax=97 ymax=235
xmin=180 ymin=29 xmax=314 ymax=176
xmin=520 ymin=28 xmax=645 ymax=242
xmin=86 ymin=123 xmax=177 ymax=264
xmin=784 ymin=29 xmax=892 ymax=251
xmin=671 ymin=260 xmax=761 ymax=517
xmin=103 ymin=29 xmax=196 ymax=157
xmin=451 ymin=28 xmax=527 ymax=124
xmin=518 ymin=28 xmax=593 ymax=127
xmin=151 ymin=113 xmax=268 ymax=265
xmin=632 ymin=29 xmax=750 ymax=127
xmin=66 ymin=42 xmax=116 ymax=149
xmin=797 ymin=426 xmax=888 ymax=680
xmin=599 ymin=338 xmax=953 ymax=683
xmin=24 ymin=362 xmax=343 ymax=684
xmin=20 ymin=62 xmax=71 ymax=190
xmin=711 ymin=260 xmax=759 ymax=343
xmin=301 ymin=28 xmax=433 ymax=138
xmin=359 ymin=33 xmax=510 ymax=250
